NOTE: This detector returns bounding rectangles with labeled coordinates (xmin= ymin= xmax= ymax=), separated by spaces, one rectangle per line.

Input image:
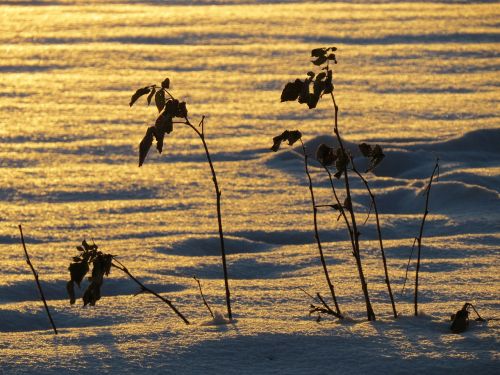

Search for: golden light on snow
xmin=0 ymin=0 xmax=499 ymax=373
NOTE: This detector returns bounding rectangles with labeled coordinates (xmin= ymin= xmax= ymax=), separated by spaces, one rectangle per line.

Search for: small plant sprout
xmin=129 ymin=78 xmax=233 ymax=320
xmin=271 ymin=130 xmax=343 ymax=319
xmin=280 ymin=47 xmax=377 ymax=321
xmin=19 ymin=225 xmax=58 ymax=334
xmin=66 ymin=240 xmax=190 ymax=325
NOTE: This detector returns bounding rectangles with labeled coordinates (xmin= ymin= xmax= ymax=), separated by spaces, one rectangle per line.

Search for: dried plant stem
xmin=300 ymin=139 xmax=342 ymax=317
xmin=194 ymin=276 xmax=214 ymax=319
xmin=322 ymin=166 xmax=356 ymax=252
xmin=18 ymin=225 xmax=58 ymax=335
xmin=111 ymin=259 xmax=189 ymax=324
xmin=351 ymin=162 xmax=398 ymax=318
xmin=414 ymin=160 xmax=439 ymax=316
xmin=184 ymin=116 xmax=232 ymax=321
xmin=331 ymin=94 xmax=376 ymax=321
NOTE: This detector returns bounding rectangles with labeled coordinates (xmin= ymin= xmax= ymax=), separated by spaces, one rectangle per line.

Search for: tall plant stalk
xmin=19 ymin=225 xmax=58 ymax=334
xmin=414 ymin=160 xmax=439 ymax=316
xmin=351 ymin=161 xmax=397 ymax=318
xmin=130 ymin=79 xmax=232 ymax=320
xmin=300 ymin=139 xmax=342 ymax=317
xmin=183 ymin=116 xmax=232 ymax=320
xmin=330 ymin=94 xmax=376 ymax=321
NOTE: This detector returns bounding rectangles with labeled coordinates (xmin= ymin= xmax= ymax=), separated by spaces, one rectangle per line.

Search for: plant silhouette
xmin=130 ymin=78 xmax=233 ymax=320
xmin=66 ymin=239 xmax=189 ymax=324
xmin=277 ymin=47 xmax=399 ymax=321
xmin=271 ymin=130 xmax=343 ymax=320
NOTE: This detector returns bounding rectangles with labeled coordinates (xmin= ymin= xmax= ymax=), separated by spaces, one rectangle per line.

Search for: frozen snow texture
xmin=0 ymin=0 xmax=499 ymax=374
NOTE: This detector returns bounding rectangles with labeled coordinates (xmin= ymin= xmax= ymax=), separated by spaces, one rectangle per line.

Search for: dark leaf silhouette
xmin=139 ymin=126 xmax=155 ymax=167
xmin=155 ymin=90 xmax=166 ymax=112
xmin=311 ymin=48 xmax=327 ymax=58
xmin=312 ymin=55 xmax=328 ymax=66
xmin=153 ymin=113 xmax=173 ymax=153
xmin=66 ymin=281 xmax=76 ymax=305
xmin=307 ymin=71 xmax=316 ymax=78
xmin=130 ymin=87 xmax=150 ymax=107
xmin=307 ymin=93 xmax=320 ymax=109
xmin=177 ymin=102 xmax=188 ymax=118
xmin=358 ymin=143 xmax=385 ymax=171
xmin=68 ymin=261 xmax=89 ymax=287
xmin=147 ymin=87 xmax=156 ymax=105
xmin=165 ymin=99 xmax=179 ymax=117
xmin=161 ymin=78 xmax=170 ymax=89
xmin=271 ymin=130 xmax=302 ymax=152
xmin=334 ymin=148 xmax=349 ymax=179
xmin=281 ymin=80 xmax=303 ymax=102
xmin=316 ymin=144 xmax=337 ymax=166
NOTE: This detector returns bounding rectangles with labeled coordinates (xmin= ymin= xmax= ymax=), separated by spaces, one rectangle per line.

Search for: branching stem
xmin=351 ymin=161 xmax=397 ymax=318
xmin=330 ymin=93 xmax=375 ymax=321
xmin=300 ymin=139 xmax=342 ymax=318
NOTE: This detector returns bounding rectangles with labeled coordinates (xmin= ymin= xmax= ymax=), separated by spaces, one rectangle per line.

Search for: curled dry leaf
xmin=139 ymin=126 xmax=155 ymax=167
xmin=130 ymin=87 xmax=150 ymax=107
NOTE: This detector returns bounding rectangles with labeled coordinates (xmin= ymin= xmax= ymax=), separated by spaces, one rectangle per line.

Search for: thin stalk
xmin=184 ymin=116 xmax=232 ymax=320
xmin=414 ymin=160 xmax=439 ymax=316
xmin=18 ymin=225 xmax=58 ymax=335
xmin=111 ymin=259 xmax=189 ymax=324
xmin=300 ymin=139 xmax=342 ymax=317
xmin=194 ymin=276 xmax=214 ymax=319
xmin=351 ymin=161 xmax=398 ymax=318
xmin=322 ymin=166 xmax=356 ymax=253
xmin=330 ymin=93 xmax=375 ymax=321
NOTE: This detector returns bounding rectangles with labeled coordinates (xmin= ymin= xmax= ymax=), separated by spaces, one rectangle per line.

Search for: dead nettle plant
xmin=129 ymin=78 xmax=233 ymax=320
xmin=277 ymin=47 xmax=398 ymax=320
xmin=272 ymin=131 xmax=343 ymax=320
xmin=66 ymin=240 xmax=190 ymax=324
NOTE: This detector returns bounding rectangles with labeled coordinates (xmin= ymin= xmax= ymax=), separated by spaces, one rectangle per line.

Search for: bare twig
xmin=309 ymin=292 xmax=343 ymax=319
xmin=19 ymin=225 xmax=58 ymax=335
xmin=111 ymin=259 xmax=190 ymax=325
xmin=401 ymin=237 xmax=418 ymax=295
xmin=194 ymin=276 xmax=214 ymax=319
xmin=414 ymin=159 xmax=439 ymax=316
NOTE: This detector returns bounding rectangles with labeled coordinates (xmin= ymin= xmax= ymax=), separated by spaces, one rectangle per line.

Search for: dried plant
xmin=129 ymin=78 xmax=232 ymax=320
xmin=66 ymin=240 xmax=189 ymax=325
xmin=272 ymin=130 xmax=343 ymax=319
xmin=279 ymin=47 xmax=381 ymax=320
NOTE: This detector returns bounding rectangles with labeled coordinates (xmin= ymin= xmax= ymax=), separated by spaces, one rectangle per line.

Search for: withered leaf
xmin=147 ymin=87 xmax=156 ymax=105
xmin=139 ymin=126 xmax=155 ymax=167
xmin=177 ymin=102 xmax=188 ymax=118
xmin=311 ymin=48 xmax=327 ymax=58
xmin=129 ymin=87 xmax=150 ymax=107
xmin=316 ymin=144 xmax=336 ymax=166
xmin=66 ymin=281 xmax=76 ymax=305
xmin=287 ymin=130 xmax=302 ymax=145
xmin=281 ymin=80 xmax=302 ymax=102
xmin=69 ymin=261 xmax=89 ymax=287
xmin=312 ymin=55 xmax=328 ymax=66
xmin=161 ymin=78 xmax=170 ymax=89
xmin=359 ymin=143 xmax=373 ymax=157
xmin=155 ymin=90 xmax=166 ymax=112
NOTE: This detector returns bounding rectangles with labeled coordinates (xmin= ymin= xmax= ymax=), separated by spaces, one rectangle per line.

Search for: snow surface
xmin=0 ymin=1 xmax=499 ymax=374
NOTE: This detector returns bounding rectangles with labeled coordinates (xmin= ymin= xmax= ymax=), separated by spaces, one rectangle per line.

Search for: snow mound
xmin=159 ymin=235 xmax=272 ymax=256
